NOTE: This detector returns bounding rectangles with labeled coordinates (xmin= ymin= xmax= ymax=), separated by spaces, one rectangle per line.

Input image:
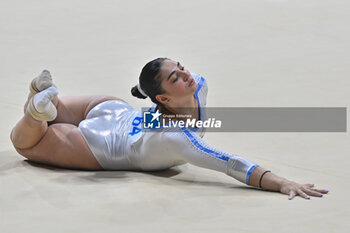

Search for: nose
xmin=182 ymin=72 xmax=189 ymax=81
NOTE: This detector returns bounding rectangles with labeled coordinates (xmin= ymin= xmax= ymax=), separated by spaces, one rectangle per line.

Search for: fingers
xmin=288 ymin=188 xmax=311 ymax=200
xmin=303 ymin=188 xmax=324 ymax=197
xmin=305 ymin=184 xmax=329 ymax=193
xmin=297 ymin=189 xmax=311 ymax=200
xmin=304 ymin=184 xmax=330 ymax=196
xmin=311 ymin=188 xmax=329 ymax=194
xmin=288 ymin=185 xmax=330 ymax=200
xmin=284 ymin=181 xmax=329 ymax=200
xmin=288 ymin=190 xmax=296 ymax=200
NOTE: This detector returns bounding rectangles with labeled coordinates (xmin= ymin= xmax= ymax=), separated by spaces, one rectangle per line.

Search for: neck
xmin=162 ymin=96 xmax=198 ymax=119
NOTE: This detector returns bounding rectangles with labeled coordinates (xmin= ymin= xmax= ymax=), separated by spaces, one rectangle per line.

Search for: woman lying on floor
xmin=10 ymin=58 xmax=329 ymax=200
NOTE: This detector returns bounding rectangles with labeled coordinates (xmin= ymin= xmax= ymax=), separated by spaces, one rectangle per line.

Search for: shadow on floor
xmin=1 ymin=150 xmax=264 ymax=192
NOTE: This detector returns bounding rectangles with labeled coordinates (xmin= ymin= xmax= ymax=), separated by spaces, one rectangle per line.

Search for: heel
xmin=26 ymin=96 xmax=57 ymax=122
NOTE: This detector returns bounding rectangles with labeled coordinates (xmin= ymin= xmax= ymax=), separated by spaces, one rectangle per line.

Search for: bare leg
xmin=11 ymin=90 xmax=125 ymax=170
xmin=11 ymin=111 xmax=49 ymax=150
xmin=11 ymin=121 xmax=103 ymax=170
xmin=24 ymin=92 xmax=126 ymax=126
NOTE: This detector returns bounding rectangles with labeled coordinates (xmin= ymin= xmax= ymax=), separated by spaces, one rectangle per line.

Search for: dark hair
xmin=131 ymin=57 xmax=168 ymax=108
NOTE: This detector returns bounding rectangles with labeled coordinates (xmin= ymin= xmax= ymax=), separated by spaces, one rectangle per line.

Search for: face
xmin=155 ymin=59 xmax=198 ymax=107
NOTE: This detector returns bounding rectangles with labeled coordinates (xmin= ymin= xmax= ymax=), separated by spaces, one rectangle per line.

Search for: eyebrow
xmin=167 ymin=62 xmax=180 ymax=80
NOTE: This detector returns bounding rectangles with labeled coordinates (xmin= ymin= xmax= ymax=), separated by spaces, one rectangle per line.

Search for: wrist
xmin=260 ymin=172 xmax=289 ymax=192
xmin=259 ymin=170 xmax=271 ymax=189
xmin=278 ymin=178 xmax=291 ymax=191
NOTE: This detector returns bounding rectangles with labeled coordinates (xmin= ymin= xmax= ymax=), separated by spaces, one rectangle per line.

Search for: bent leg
xmin=11 ymin=110 xmax=49 ymax=150
xmin=12 ymin=93 xmax=119 ymax=169
xmin=49 ymin=95 xmax=126 ymax=126
xmin=13 ymin=123 xmax=103 ymax=170
xmin=23 ymin=70 xmax=126 ymax=126
xmin=11 ymin=71 xmax=122 ymax=169
xmin=24 ymin=92 xmax=126 ymax=126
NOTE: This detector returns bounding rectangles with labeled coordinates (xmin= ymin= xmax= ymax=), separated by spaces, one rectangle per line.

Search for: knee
xmin=12 ymin=143 xmax=34 ymax=160
xmin=10 ymin=128 xmax=35 ymax=159
xmin=10 ymin=128 xmax=31 ymax=153
xmin=11 ymin=125 xmax=59 ymax=163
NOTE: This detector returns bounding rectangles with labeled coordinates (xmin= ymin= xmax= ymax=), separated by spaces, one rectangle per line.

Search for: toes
xmin=34 ymin=71 xmax=54 ymax=92
xmin=40 ymin=70 xmax=51 ymax=78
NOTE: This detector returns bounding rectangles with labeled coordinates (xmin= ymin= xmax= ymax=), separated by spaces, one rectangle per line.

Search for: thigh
xmin=14 ymin=123 xmax=103 ymax=170
xmin=53 ymin=95 xmax=126 ymax=126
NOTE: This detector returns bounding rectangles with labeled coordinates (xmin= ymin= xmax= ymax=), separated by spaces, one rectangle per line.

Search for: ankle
xmin=24 ymin=112 xmax=46 ymax=127
xmin=24 ymin=93 xmax=34 ymax=113
xmin=51 ymin=96 xmax=59 ymax=107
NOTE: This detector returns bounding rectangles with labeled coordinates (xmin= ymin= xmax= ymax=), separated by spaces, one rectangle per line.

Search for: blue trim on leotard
xmin=187 ymin=76 xmax=205 ymax=132
xmin=183 ymin=127 xmax=259 ymax=185
xmin=182 ymin=128 xmax=230 ymax=161
xmin=195 ymin=76 xmax=204 ymax=96
xmin=246 ymin=164 xmax=259 ymax=185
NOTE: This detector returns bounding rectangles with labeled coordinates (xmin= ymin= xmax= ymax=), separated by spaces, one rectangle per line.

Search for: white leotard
xmin=78 ymin=73 xmax=259 ymax=185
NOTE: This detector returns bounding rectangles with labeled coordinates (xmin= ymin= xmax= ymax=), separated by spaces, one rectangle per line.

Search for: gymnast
xmin=10 ymin=58 xmax=329 ymax=200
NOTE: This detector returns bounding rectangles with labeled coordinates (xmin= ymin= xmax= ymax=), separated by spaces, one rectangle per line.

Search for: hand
xmin=279 ymin=180 xmax=329 ymax=200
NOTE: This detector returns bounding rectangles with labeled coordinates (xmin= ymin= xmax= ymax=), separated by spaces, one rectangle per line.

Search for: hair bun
xmin=131 ymin=85 xmax=147 ymax=99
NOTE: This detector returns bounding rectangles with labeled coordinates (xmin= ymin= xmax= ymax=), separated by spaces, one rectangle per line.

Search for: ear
xmin=155 ymin=94 xmax=170 ymax=105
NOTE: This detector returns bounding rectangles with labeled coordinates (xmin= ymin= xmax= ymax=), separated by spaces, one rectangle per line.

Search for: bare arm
xmin=249 ymin=166 xmax=329 ymax=200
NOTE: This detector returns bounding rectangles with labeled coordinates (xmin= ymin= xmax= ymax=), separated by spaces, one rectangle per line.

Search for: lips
xmin=188 ymin=79 xmax=194 ymax=87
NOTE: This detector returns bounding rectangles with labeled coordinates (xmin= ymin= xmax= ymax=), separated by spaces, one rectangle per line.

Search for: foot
xmin=30 ymin=70 xmax=54 ymax=94
xmin=33 ymin=86 xmax=58 ymax=113
xmin=25 ymin=70 xmax=57 ymax=113
xmin=26 ymin=86 xmax=58 ymax=122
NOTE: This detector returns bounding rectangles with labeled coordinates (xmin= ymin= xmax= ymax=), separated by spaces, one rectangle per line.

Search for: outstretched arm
xmin=163 ymin=129 xmax=329 ymax=200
